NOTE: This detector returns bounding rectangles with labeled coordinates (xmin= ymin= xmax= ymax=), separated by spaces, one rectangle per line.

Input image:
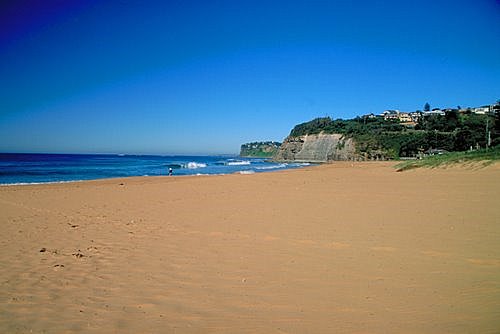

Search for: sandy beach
xmin=1 ymin=162 xmax=499 ymax=333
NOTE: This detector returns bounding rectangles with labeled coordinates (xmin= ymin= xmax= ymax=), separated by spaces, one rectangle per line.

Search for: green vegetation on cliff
xmin=290 ymin=117 xmax=404 ymax=137
xmin=289 ymin=110 xmax=499 ymax=159
xmin=240 ymin=141 xmax=281 ymax=157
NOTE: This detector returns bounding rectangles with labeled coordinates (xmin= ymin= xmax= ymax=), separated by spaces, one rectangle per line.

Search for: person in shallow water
xmin=168 ymin=168 xmax=173 ymax=176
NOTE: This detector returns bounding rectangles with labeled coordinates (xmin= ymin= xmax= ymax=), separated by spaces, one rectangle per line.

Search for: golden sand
xmin=1 ymin=162 xmax=499 ymax=333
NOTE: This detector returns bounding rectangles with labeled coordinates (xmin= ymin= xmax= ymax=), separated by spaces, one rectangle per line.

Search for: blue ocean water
xmin=0 ymin=153 xmax=310 ymax=185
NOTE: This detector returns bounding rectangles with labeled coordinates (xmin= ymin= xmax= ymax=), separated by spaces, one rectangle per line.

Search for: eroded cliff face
xmin=273 ymin=133 xmax=359 ymax=162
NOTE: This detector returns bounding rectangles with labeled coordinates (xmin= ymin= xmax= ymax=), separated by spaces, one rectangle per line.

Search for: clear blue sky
xmin=1 ymin=0 xmax=499 ymax=154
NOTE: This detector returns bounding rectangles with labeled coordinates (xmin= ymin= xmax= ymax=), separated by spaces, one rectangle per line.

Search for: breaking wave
xmin=255 ymin=163 xmax=287 ymax=170
xmin=226 ymin=160 xmax=251 ymax=166
xmin=184 ymin=162 xmax=207 ymax=169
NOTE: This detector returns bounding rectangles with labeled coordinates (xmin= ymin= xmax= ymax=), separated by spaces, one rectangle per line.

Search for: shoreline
xmin=4 ymin=157 xmax=494 ymax=187
xmin=0 ymin=154 xmax=300 ymax=187
xmin=1 ymin=161 xmax=499 ymax=333
xmin=0 ymin=160 xmax=320 ymax=188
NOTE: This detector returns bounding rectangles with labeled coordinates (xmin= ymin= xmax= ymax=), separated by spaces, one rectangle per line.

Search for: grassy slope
xmin=395 ymin=146 xmax=500 ymax=171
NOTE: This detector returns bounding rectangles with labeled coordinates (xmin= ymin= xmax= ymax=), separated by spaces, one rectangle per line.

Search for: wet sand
xmin=1 ymin=162 xmax=499 ymax=333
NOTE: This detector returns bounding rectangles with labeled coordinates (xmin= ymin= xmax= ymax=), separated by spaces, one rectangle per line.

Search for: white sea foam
xmin=256 ymin=163 xmax=287 ymax=170
xmin=289 ymin=162 xmax=311 ymax=167
xmin=239 ymin=170 xmax=255 ymax=175
xmin=226 ymin=160 xmax=251 ymax=166
xmin=0 ymin=180 xmax=83 ymax=186
xmin=185 ymin=162 xmax=207 ymax=169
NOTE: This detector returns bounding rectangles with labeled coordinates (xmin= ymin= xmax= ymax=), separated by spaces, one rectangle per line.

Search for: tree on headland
xmin=424 ymin=102 xmax=431 ymax=112
xmin=493 ymin=107 xmax=500 ymax=147
xmin=444 ymin=109 xmax=459 ymax=132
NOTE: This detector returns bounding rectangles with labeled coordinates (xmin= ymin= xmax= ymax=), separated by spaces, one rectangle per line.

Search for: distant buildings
xmin=471 ymin=106 xmax=490 ymax=115
xmin=369 ymin=101 xmax=499 ymax=127
xmin=423 ymin=109 xmax=445 ymax=116
xmin=381 ymin=110 xmax=415 ymax=126
xmin=409 ymin=111 xmax=423 ymax=122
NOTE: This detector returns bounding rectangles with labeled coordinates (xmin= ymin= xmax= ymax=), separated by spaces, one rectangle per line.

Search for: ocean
xmin=0 ymin=153 xmax=310 ymax=185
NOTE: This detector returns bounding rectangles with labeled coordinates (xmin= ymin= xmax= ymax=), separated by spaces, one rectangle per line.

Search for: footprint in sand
xmin=86 ymin=246 xmax=99 ymax=253
xmin=72 ymin=250 xmax=86 ymax=259
xmin=39 ymin=248 xmax=58 ymax=255
xmin=53 ymin=264 xmax=65 ymax=271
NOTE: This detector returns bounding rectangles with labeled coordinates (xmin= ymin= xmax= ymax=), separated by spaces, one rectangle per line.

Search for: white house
xmin=423 ymin=109 xmax=445 ymax=116
xmin=472 ymin=106 xmax=490 ymax=115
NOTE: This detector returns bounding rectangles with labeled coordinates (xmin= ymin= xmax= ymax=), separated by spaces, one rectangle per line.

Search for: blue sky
xmin=1 ymin=0 xmax=499 ymax=154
